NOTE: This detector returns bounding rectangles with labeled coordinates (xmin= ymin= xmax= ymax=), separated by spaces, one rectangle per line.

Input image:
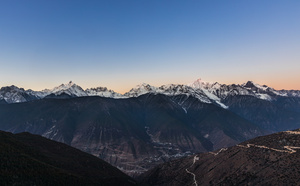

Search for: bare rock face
xmin=138 ymin=129 xmax=300 ymax=185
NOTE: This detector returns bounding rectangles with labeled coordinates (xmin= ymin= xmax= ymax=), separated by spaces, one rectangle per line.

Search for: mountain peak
xmin=243 ymin=81 xmax=256 ymax=88
xmin=56 ymin=81 xmax=78 ymax=90
xmin=137 ymin=83 xmax=152 ymax=87
xmin=123 ymin=83 xmax=156 ymax=97
xmin=194 ymin=78 xmax=203 ymax=83
xmin=133 ymin=83 xmax=156 ymax=92
xmin=189 ymin=78 xmax=214 ymax=89
xmin=86 ymin=86 xmax=123 ymax=98
xmin=48 ymin=81 xmax=87 ymax=97
xmin=0 ymin=85 xmax=24 ymax=92
xmin=64 ymin=81 xmax=76 ymax=88
xmin=68 ymin=81 xmax=74 ymax=86
xmin=242 ymin=81 xmax=271 ymax=91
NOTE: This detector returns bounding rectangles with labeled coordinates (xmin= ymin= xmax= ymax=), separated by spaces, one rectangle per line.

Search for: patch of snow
xmin=257 ymin=93 xmax=272 ymax=101
xmin=182 ymin=107 xmax=187 ymax=114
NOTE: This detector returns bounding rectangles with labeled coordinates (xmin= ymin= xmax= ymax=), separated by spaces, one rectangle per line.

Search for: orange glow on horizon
xmin=2 ymin=76 xmax=299 ymax=94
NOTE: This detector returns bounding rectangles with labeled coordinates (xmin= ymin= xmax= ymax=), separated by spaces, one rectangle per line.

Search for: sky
xmin=0 ymin=0 xmax=299 ymax=93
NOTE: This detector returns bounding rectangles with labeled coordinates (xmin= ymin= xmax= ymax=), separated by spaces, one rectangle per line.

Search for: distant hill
xmin=138 ymin=129 xmax=300 ymax=185
xmin=0 ymin=131 xmax=136 ymax=186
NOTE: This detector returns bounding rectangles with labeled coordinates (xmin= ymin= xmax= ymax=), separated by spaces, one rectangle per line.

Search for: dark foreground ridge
xmin=138 ymin=129 xmax=300 ymax=186
xmin=0 ymin=131 xmax=136 ymax=186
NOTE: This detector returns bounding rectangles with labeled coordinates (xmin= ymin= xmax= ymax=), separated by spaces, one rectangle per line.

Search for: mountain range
xmin=1 ymin=79 xmax=300 ymax=132
xmin=1 ymin=79 xmax=300 ymax=105
xmin=0 ymin=79 xmax=299 ymax=175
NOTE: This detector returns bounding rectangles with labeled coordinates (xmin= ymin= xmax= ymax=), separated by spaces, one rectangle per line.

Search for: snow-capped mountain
xmin=278 ymin=89 xmax=300 ymax=97
xmin=0 ymin=85 xmax=39 ymax=103
xmin=0 ymin=81 xmax=114 ymax=103
xmin=123 ymin=83 xmax=216 ymax=105
xmin=1 ymin=79 xmax=300 ymax=105
xmin=189 ymin=78 xmax=300 ymax=102
xmin=123 ymin=83 xmax=158 ymax=98
xmin=157 ymin=84 xmax=211 ymax=104
xmin=122 ymin=78 xmax=300 ymax=109
xmin=189 ymin=79 xmax=254 ymax=99
xmin=25 ymin=89 xmax=49 ymax=99
xmin=46 ymin=81 xmax=88 ymax=97
xmin=86 ymin=87 xmax=123 ymax=98
xmin=121 ymin=79 xmax=300 ymax=109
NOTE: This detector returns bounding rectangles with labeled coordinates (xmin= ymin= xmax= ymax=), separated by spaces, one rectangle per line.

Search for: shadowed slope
xmin=0 ymin=131 xmax=136 ymax=185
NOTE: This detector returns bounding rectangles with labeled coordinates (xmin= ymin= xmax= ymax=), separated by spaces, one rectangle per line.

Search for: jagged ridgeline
xmin=1 ymin=79 xmax=300 ymax=106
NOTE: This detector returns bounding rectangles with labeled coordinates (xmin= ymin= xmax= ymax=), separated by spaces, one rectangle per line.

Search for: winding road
xmin=185 ymin=155 xmax=199 ymax=186
xmin=209 ymin=148 xmax=228 ymax=156
xmin=285 ymin=131 xmax=300 ymax=135
xmin=237 ymin=144 xmax=300 ymax=154
xmin=185 ymin=131 xmax=300 ymax=185
xmin=186 ymin=147 xmax=229 ymax=185
xmin=237 ymin=130 xmax=300 ymax=153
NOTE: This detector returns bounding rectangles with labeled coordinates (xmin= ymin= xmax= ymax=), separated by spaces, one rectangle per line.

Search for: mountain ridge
xmin=138 ymin=128 xmax=300 ymax=186
xmin=1 ymin=79 xmax=300 ymax=105
xmin=0 ymin=130 xmax=136 ymax=185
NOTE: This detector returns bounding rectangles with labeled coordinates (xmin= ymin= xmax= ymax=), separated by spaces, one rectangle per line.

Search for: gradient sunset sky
xmin=0 ymin=0 xmax=299 ymax=93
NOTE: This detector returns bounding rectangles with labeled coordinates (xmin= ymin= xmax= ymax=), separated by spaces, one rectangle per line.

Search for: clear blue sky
xmin=0 ymin=0 xmax=299 ymax=92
